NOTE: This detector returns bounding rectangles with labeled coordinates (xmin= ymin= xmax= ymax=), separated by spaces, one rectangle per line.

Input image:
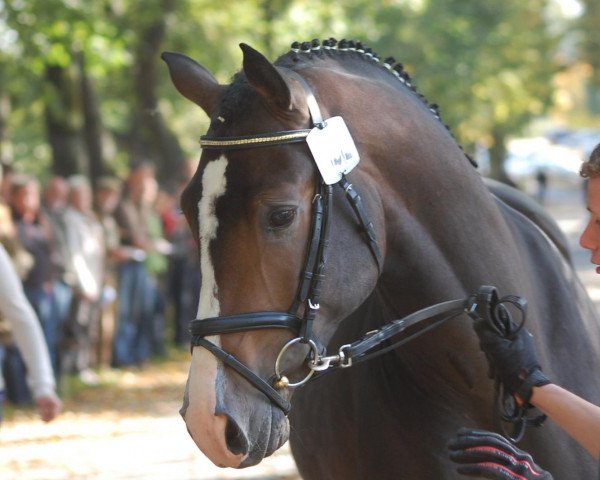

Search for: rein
xmin=189 ymin=69 xmax=545 ymax=442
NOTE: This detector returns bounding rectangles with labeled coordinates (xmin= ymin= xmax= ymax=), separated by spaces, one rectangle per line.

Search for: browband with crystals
xmin=199 ymin=68 xmax=324 ymax=151
xmin=200 ymin=129 xmax=311 ymax=150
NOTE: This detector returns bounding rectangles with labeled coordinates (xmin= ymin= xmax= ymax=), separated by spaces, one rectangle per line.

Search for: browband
xmin=200 ymin=129 xmax=311 ymax=150
xmin=199 ymin=68 xmax=325 ymax=151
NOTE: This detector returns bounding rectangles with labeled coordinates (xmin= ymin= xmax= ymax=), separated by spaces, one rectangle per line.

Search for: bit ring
xmin=273 ymin=337 xmax=318 ymax=389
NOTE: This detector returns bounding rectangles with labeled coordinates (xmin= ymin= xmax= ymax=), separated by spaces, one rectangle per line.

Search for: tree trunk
xmin=78 ymin=52 xmax=105 ymax=186
xmin=129 ymin=0 xmax=184 ymax=180
xmin=44 ymin=64 xmax=84 ymax=177
xmin=488 ymin=126 xmax=516 ymax=187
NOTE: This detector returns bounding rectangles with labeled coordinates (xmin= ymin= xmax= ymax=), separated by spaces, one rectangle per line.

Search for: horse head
xmin=162 ymin=42 xmax=385 ymax=467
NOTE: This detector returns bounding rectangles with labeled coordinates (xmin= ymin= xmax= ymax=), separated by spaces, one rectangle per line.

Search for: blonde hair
xmin=580 ymin=143 xmax=600 ymax=179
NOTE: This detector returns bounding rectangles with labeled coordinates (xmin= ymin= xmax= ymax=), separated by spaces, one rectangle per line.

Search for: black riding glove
xmin=469 ymin=286 xmax=551 ymax=404
xmin=449 ymin=428 xmax=553 ymax=480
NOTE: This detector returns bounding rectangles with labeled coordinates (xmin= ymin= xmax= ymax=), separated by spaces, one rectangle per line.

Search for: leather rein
xmin=188 ymin=70 xmax=546 ymax=442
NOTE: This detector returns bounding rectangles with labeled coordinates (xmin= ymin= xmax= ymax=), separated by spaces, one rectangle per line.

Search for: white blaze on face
xmin=197 ymin=155 xmax=228 ymax=324
xmin=184 ymin=155 xmax=244 ymax=466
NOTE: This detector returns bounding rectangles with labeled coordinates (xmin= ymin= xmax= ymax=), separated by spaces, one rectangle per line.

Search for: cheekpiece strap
xmin=285 ymin=70 xmax=325 ymax=128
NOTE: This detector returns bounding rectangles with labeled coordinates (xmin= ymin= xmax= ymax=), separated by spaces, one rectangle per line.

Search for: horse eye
xmin=268 ymin=208 xmax=296 ymax=229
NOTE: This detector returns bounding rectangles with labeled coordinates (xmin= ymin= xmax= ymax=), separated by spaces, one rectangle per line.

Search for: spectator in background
xmin=41 ymin=176 xmax=74 ymax=369
xmin=535 ymin=168 xmax=548 ymax=205
xmin=61 ymin=175 xmax=105 ymax=384
xmin=93 ymin=176 xmax=124 ymax=367
xmin=0 ymin=163 xmax=33 ymax=280
xmin=140 ymin=175 xmax=170 ymax=358
xmin=166 ymin=159 xmax=200 ymax=347
xmin=0 ymin=163 xmax=14 ymax=238
xmin=0 ymin=162 xmax=15 ymax=204
xmin=0 ymin=242 xmax=62 ymax=423
xmin=8 ymin=176 xmax=60 ymax=404
xmin=111 ymin=162 xmax=158 ymax=368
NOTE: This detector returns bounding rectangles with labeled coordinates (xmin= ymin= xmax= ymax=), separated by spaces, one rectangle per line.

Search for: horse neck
xmin=373 ymin=142 xmax=515 ymax=316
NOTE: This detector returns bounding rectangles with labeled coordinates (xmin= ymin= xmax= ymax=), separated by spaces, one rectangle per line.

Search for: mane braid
xmin=279 ymin=37 xmax=477 ymax=168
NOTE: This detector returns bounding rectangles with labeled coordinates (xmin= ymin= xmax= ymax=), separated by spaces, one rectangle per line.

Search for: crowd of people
xmin=0 ymin=159 xmax=200 ymax=409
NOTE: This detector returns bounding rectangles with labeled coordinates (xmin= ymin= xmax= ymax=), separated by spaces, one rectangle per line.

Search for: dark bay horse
xmin=162 ymin=38 xmax=600 ymax=479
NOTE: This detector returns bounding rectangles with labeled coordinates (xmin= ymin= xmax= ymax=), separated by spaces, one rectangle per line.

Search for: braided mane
xmin=276 ymin=38 xmax=476 ymax=167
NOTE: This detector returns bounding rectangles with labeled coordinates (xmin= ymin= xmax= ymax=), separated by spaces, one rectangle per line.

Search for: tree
xmin=2 ymin=0 xmax=127 ymax=178
xmin=579 ymin=0 xmax=600 ymax=88
xmin=0 ymin=0 xmax=575 ymax=186
xmin=365 ymin=0 xmax=559 ymax=182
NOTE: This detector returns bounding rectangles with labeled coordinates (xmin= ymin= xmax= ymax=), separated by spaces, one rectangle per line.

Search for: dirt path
xmin=1 ymin=184 xmax=596 ymax=480
xmin=0 ymin=352 xmax=300 ymax=480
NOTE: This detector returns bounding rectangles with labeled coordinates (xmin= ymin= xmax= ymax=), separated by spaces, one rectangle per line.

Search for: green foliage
xmin=0 ymin=0 xmax=587 ymax=179
xmin=579 ymin=0 xmax=600 ymax=87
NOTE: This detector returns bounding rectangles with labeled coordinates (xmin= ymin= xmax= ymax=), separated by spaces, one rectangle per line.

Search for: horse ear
xmin=161 ymin=52 xmax=224 ymax=117
xmin=240 ymin=43 xmax=292 ymax=111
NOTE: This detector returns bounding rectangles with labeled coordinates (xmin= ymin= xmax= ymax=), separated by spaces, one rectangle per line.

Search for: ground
xmin=0 ymin=349 xmax=300 ymax=480
xmin=1 ymin=181 xmax=597 ymax=480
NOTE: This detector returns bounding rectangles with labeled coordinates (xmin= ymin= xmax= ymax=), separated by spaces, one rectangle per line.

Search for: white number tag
xmin=306 ymin=116 xmax=360 ymax=185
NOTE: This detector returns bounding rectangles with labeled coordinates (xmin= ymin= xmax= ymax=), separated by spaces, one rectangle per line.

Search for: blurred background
xmin=0 ymin=0 xmax=598 ymax=186
xmin=1 ymin=1 xmax=600 ymax=479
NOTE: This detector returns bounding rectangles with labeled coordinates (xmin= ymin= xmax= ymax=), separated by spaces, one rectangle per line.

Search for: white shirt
xmin=0 ymin=244 xmax=56 ymax=398
xmin=63 ymin=207 xmax=105 ymax=300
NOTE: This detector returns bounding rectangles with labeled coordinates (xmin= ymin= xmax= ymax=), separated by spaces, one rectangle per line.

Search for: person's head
xmin=10 ymin=175 xmax=40 ymax=220
xmin=95 ymin=176 xmax=122 ymax=214
xmin=43 ymin=175 xmax=69 ymax=211
xmin=141 ymin=176 xmax=158 ymax=207
xmin=67 ymin=175 xmax=93 ymax=214
xmin=579 ymin=143 xmax=600 ymax=269
xmin=0 ymin=162 xmax=14 ymax=203
xmin=126 ymin=161 xmax=155 ymax=204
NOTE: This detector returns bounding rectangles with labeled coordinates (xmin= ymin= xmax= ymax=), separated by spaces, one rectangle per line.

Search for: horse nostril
xmin=225 ymin=416 xmax=248 ymax=456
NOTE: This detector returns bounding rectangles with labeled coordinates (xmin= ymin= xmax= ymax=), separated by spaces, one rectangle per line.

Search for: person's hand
xmin=469 ymin=286 xmax=550 ymax=404
xmin=449 ymin=428 xmax=553 ymax=479
xmin=35 ymin=394 xmax=62 ymax=422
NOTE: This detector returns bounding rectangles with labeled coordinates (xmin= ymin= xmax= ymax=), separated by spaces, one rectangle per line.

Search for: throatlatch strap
xmin=338 ymin=176 xmax=381 ymax=271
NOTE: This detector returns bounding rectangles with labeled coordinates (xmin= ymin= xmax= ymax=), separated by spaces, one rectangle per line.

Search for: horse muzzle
xmin=181 ymin=344 xmax=290 ymax=467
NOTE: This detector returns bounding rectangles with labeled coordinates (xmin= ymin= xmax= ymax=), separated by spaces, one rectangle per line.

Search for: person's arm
xmin=530 ymin=384 xmax=600 ymax=460
xmin=465 ymin=286 xmax=600 ymax=460
xmin=0 ymin=245 xmax=62 ymax=421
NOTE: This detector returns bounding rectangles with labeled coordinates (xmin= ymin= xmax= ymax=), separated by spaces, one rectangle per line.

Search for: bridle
xmin=188 ymin=70 xmax=546 ymax=442
xmin=190 ymin=69 xmax=386 ymax=415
